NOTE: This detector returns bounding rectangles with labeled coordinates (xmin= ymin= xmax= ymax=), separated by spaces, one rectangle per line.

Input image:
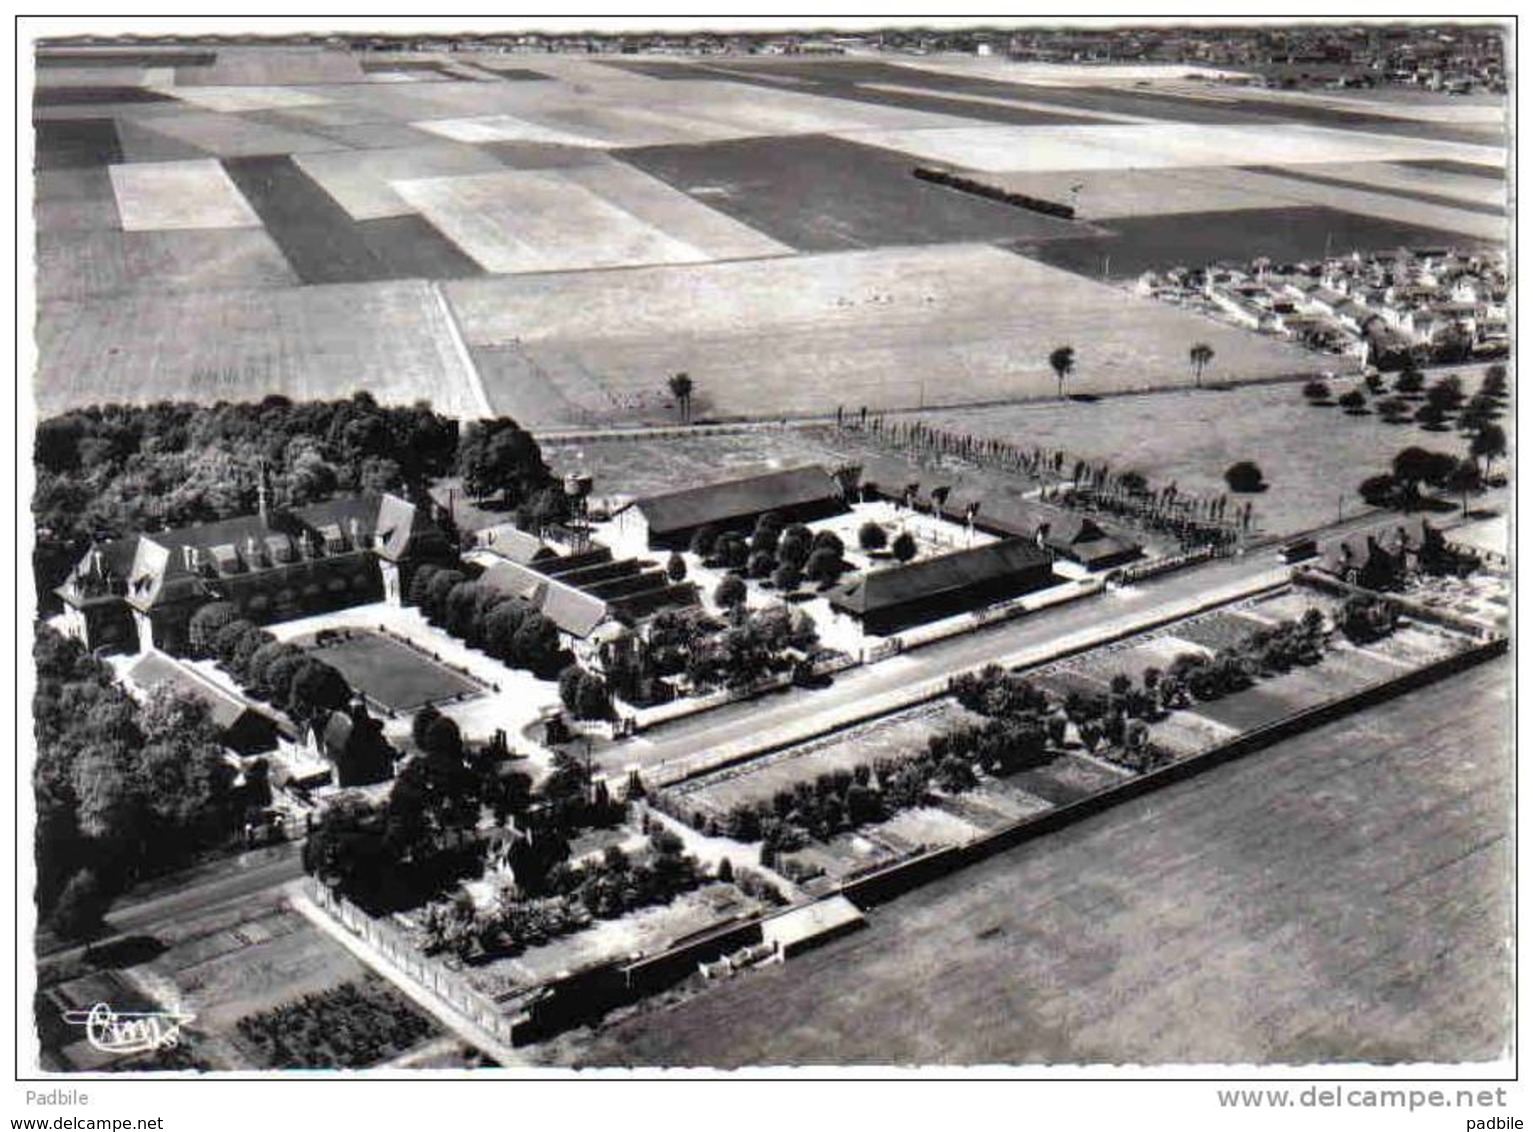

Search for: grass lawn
xmin=300 ymin=628 xmax=483 ymax=712
xmin=923 ymin=378 xmax=1509 ymax=538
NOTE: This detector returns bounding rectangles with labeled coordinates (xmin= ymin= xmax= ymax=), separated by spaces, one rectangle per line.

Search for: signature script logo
xmin=60 ymin=1003 xmax=195 ymax=1055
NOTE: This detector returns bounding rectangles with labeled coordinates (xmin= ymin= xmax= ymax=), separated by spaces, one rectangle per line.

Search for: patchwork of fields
xmin=30 ymin=45 xmax=1507 ymax=420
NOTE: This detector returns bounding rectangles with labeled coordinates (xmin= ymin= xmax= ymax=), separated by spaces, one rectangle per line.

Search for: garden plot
xmin=109 ymin=158 xmax=262 ymax=230
xmin=121 ymin=108 xmax=344 ymax=157
xmin=293 ymin=142 xmax=506 ymax=220
xmin=298 ymin=628 xmax=484 ymax=713
xmin=671 ymin=702 xmax=978 ymax=822
xmin=444 ymin=244 xmax=1315 ymax=425
xmin=34 ymin=279 xmax=484 ymax=417
xmin=835 ymin=121 xmax=1505 ymax=175
xmin=37 ymin=228 xmax=298 ymax=302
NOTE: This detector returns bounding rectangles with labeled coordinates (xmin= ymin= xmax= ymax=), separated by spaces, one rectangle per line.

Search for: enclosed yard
xmin=563 ymin=655 xmax=1511 ymax=1066
xmin=299 ymin=628 xmax=485 ymax=712
xmin=669 ymin=700 xmax=979 ymax=821
xmin=444 ymin=243 xmax=1317 ymax=429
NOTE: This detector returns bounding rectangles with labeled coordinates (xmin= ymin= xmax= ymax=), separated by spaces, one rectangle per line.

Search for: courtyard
xmin=296 ymin=626 xmax=487 ymax=713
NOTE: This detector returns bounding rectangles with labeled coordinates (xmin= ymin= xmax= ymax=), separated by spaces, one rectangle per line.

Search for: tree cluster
xmin=419 ymin=828 xmax=703 ymax=962
xmin=407 ymin=565 xmax=566 ymax=677
xmin=33 ymin=393 xmax=465 ymax=608
xmin=34 ymin=624 xmax=241 ymax=937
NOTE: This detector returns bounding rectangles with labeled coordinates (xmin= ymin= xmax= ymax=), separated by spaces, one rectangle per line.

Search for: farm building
xmin=477 ymin=522 xmax=557 ymax=566
xmin=850 ymin=461 xmax=1144 ymax=571
xmin=826 ymin=539 xmax=1057 ymax=635
xmin=55 ymin=491 xmax=455 ymax=656
xmin=126 ymin=650 xmax=280 ymax=758
xmin=478 ymin=549 xmax=700 ymax=667
xmin=622 ymin=465 xmax=847 ymax=549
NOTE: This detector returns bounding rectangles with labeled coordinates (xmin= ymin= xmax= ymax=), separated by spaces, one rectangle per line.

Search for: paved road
xmin=598 ymin=507 xmax=1436 ymax=784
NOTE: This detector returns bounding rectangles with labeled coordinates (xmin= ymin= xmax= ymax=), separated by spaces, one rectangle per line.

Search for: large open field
xmin=922 ymin=375 xmax=1508 ymax=537
xmin=29 ymin=46 xmax=1508 ymax=421
xmin=444 ymin=243 xmax=1317 ymax=428
xmin=34 ymin=278 xmax=486 ymax=416
xmin=560 ymin=656 xmax=1511 ymax=1066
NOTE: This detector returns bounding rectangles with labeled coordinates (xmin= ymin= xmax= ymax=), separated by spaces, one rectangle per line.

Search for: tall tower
xmin=256 ymin=460 xmax=270 ymax=527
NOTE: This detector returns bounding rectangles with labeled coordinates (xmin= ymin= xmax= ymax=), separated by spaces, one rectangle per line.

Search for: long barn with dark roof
xmin=826 ymin=539 xmax=1058 ymax=636
xmin=623 ymin=465 xmax=847 ymax=549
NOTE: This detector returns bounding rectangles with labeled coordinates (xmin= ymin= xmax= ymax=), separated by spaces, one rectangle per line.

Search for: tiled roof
xmin=635 ymin=465 xmax=841 ymax=537
xmin=827 ymin=539 xmax=1052 ymax=615
xmin=126 ymin=650 xmax=269 ymax=734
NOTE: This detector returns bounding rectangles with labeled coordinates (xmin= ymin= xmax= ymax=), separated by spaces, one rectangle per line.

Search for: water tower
xmin=564 ymin=471 xmax=594 ymax=551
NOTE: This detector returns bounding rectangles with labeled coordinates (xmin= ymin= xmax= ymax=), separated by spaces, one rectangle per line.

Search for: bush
xmin=1224 ymin=461 xmax=1265 ymax=493
xmin=1337 ymin=389 xmax=1369 ymax=414
xmin=188 ymin=601 xmax=241 ymax=659
xmin=858 ymin=521 xmax=888 ymax=551
xmin=891 ymin=531 xmax=918 ymax=563
xmin=1302 ymin=379 xmax=1331 ymax=403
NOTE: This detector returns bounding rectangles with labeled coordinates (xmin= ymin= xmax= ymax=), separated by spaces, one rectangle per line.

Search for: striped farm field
xmin=34 ymin=279 xmax=485 ymax=417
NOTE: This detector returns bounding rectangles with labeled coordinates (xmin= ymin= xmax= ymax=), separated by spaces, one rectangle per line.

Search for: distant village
xmin=40 ymin=24 xmax=1506 ymax=93
xmin=1136 ymin=246 xmax=1509 ymax=369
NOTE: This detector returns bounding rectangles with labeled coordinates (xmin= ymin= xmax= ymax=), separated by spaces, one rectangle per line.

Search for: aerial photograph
xmin=21 ymin=15 xmax=1512 ymax=1093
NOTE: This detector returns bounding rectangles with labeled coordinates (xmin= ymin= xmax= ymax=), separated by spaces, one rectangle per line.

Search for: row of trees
xmin=186 ymin=601 xmax=353 ymax=729
xmin=34 ymin=625 xmax=246 ymax=937
xmin=842 ymin=413 xmax=1242 ymax=550
xmin=1358 ymin=444 xmax=1495 ymax=517
xmin=407 ymin=564 xmax=565 ymax=677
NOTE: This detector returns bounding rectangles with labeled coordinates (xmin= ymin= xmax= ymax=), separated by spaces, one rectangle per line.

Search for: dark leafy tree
xmin=1224 ymin=461 xmax=1265 ymax=493
xmin=891 ymin=530 xmax=918 ymax=563
xmin=188 ymin=602 xmax=241 ymax=659
xmin=858 ymin=521 xmax=887 ymax=551
xmin=1048 ymin=345 xmax=1075 ymax=398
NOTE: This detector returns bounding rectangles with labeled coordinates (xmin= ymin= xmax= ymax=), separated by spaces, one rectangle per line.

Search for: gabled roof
xmin=827 ymin=539 xmax=1052 ymax=615
xmin=68 ymin=492 xmax=442 ymax=611
xmin=127 ymin=650 xmax=274 ymax=735
xmin=481 ymin=523 xmax=553 ymax=566
xmin=479 ymin=559 xmax=610 ymax=639
xmin=635 ymin=465 xmax=841 ymax=537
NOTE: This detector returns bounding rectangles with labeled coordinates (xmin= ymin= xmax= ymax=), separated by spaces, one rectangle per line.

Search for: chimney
xmin=91 ymin=548 xmax=104 ymax=577
xmin=349 ymin=517 xmax=361 ymax=546
xmin=183 ymin=545 xmax=197 ymax=571
xmin=1035 ymin=523 xmax=1050 ymax=550
xmin=257 ymin=460 xmax=269 ymax=527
